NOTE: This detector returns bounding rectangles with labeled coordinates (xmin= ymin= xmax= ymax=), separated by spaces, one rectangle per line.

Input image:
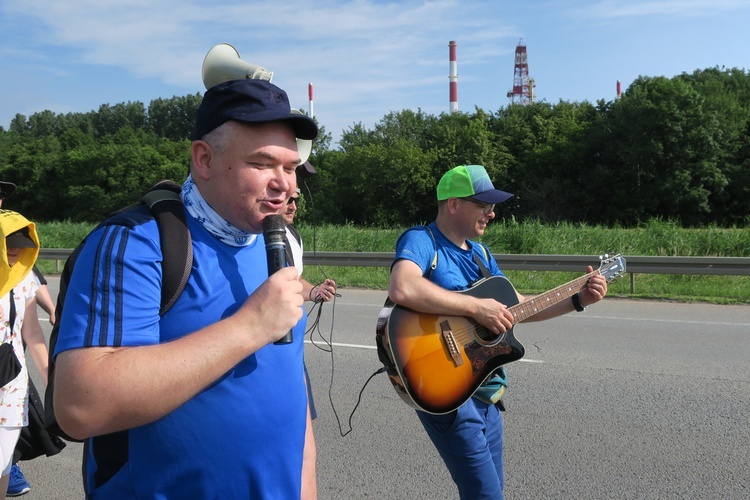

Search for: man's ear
xmin=191 ymin=140 xmax=212 ymax=180
xmin=446 ymin=197 xmax=461 ymax=214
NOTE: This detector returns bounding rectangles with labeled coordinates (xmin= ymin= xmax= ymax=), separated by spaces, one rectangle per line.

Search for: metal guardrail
xmin=39 ymin=249 xmax=74 ymax=262
xmin=298 ymin=252 xmax=750 ymax=276
xmin=39 ymin=250 xmax=749 ymax=292
xmin=300 ymin=252 xmax=750 ymax=294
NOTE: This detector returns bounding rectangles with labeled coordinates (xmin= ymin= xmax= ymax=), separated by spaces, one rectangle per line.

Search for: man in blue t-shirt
xmin=388 ymin=165 xmax=609 ymax=499
xmin=53 ymin=77 xmax=319 ymax=498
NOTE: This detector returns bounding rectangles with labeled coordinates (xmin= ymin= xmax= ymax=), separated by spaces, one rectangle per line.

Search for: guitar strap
xmin=472 ymin=244 xmax=493 ymax=279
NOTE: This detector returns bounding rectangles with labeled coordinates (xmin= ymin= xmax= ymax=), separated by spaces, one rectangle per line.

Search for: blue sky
xmin=1 ymin=0 xmax=748 ymax=145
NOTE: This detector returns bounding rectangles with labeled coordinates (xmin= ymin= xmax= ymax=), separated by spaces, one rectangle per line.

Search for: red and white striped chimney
xmin=449 ymin=41 xmax=458 ymax=113
xmin=308 ymin=82 xmax=314 ymax=118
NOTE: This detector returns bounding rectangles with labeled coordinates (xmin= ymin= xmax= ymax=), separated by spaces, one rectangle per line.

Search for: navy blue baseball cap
xmin=192 ymin=79 xmax=318 ymax=141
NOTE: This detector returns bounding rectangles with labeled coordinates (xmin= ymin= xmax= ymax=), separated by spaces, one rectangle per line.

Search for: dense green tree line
xmin=1 ymin=67 xmax=748 ymax=227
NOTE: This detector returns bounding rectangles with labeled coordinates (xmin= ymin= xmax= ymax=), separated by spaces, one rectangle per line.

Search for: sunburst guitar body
xmin=376 ymin=254 xmax=626 ymax=414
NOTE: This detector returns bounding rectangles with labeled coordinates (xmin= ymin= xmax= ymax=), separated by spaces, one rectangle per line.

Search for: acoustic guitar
xmin=376 ymin=254 xmax=626 ymax=414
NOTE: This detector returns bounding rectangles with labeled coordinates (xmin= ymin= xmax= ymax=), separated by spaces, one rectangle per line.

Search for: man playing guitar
xmin=386 ymin=165 xmax=609 ymax=499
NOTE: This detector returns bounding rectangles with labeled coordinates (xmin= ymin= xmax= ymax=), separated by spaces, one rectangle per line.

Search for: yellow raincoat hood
xmin=0 ymin=210 xmax=40 ymax=297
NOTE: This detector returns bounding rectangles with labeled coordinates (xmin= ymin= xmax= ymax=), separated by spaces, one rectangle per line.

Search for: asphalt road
xmin=20 ymin=278 xmax=750 ymax=499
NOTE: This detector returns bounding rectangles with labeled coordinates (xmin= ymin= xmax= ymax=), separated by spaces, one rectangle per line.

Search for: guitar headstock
xmin=598 ymin=253 xmax=627 ymax=282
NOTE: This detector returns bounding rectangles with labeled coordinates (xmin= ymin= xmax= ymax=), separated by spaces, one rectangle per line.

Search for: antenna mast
xmin=506 ymin=39 xmax=535 ymax=105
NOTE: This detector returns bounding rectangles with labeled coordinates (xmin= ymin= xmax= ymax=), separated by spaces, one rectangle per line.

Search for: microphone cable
xmin=299 ymin=177 xmax=385 ymax=438
xmin=303 ymin=293 xmax=385 ymax=438
xmin=299 ymin=178 xmax=332 ymax=283
xmin=299 ymin=175 xmax=337 ymax=353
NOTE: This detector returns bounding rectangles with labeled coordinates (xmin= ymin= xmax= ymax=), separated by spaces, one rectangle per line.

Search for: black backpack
xmin=44 ymin=180 xmax=193 ymax=442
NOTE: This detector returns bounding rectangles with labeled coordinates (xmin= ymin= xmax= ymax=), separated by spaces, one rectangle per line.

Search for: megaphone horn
xmin=201 ymin=43 xmax=274 ymax=90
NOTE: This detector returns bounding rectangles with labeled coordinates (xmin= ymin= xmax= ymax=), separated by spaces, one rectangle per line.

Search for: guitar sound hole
xmin=474 ymin=325 xmax=502 ymax=344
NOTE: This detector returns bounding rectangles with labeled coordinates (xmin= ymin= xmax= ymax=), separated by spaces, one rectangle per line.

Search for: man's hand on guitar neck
xmin=516 ymin=265 xmax=610 ymax=322
xmin=579 ymin=265 xmax=609 ymax=307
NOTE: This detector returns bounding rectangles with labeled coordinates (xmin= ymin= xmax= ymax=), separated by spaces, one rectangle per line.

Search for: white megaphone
xmin=201 ymin=43 xmax=312 ymax=165
xmin=201 ymin=43 xmax=273 ymax=89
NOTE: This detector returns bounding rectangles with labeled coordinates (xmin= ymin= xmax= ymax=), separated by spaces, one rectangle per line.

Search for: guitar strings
xmin=446 ymin=271 xmax=596 ymax=344
xmin=510 ymin=272 xmax=594 ymax=321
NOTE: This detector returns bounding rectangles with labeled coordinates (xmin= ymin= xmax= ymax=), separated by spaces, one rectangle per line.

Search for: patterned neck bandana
xmin=181 ymin=175 xmax=257 ymax=247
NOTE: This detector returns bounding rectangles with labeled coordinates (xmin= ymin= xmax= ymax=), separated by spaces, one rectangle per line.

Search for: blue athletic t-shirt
xmin=393 ymin=222 xmax=508 ymax=401
xmin=393 ymin=222 xmax=504 ymax=289
xmin=55 ymin=212 xmax=308 ymax=499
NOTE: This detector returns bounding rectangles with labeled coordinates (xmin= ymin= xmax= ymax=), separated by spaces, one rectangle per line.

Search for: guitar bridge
xmin=440 ymin=320 xmax=464 ymax=367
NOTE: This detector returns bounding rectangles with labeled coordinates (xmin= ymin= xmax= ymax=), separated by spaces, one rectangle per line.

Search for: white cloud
xmin=583 ymin=0 xmax=749 ymax=19
xmin=3 ymin=0 xmax=748 ymax=140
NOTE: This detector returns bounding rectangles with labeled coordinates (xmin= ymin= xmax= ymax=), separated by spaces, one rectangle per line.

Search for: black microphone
xmin=263 ymin=214 xmax=293 ymax=345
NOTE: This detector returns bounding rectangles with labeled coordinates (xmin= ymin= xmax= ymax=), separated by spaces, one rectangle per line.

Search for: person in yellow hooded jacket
xmin=0 ymin=210 xmax=49 ymax=495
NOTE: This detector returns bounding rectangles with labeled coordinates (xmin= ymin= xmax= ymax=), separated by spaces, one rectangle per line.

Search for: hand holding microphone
xmin=263 ymin=214 xmax=295 ymax=345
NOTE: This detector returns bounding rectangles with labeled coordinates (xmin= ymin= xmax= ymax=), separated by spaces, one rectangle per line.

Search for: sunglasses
xmin=287 ymin=196 xmax=300 ymax=205
xmin=463 ymin=197 xmax=495 ymax=216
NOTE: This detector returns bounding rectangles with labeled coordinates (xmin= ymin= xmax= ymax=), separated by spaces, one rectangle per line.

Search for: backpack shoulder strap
xmin=7 ymin=288 xmax=15 ymax=333
xmin=58 ymin=180 xmax=191 ymax=322
xmin=141 ymin=180 xmax=193 ymax=315
xmin=383 ymin=225 xmax=438 ymax=307
xmin=284 ymin=225 xmax=301 ymax=267
xmin=286 ymin=224 xmax=302 ymax=247
xmin=420 ymin=225 xmax=438 ymax=278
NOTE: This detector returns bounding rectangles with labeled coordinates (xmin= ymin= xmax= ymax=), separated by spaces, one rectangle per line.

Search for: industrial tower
xmin=506 ymin=39 xmax=535 ymax=105
xmin=449 ymin=41 xmax=458 ymax=112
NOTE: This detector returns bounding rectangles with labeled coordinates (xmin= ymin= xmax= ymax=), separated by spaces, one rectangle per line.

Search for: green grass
xmin=32 ymin=219 xmax=750 ymax=304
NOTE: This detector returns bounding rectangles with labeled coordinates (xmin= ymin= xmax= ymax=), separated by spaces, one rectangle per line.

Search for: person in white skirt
xmin=0 ymin=214 xmax=49 ymax=496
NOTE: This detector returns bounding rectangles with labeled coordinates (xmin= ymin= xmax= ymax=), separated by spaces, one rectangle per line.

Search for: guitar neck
xmin=509 ymin=270 xmax=598 ymax=323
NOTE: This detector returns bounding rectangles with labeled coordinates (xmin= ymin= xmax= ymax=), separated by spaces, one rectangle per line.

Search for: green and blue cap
xmin=436 ymin=165 xmax=513 ymax=204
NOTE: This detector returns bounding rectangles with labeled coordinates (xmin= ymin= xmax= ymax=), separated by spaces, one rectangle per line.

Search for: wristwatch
xmin=571 ymin=293 xmax=586 ymax=312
